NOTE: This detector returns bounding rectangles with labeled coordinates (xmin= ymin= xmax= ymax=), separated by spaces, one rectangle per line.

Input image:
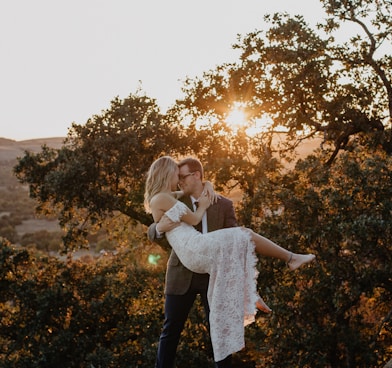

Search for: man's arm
xmin=147 ymin=222 xmax=172 ymax=252
xmin=147 ymin=215 xmax=181 ymax=252
xmin=147 ymin=222 xmax=160 ymax=242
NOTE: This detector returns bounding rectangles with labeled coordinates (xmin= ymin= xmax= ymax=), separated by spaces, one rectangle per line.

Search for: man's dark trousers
xmin=155 ymin=274 xmax=232 ymax=367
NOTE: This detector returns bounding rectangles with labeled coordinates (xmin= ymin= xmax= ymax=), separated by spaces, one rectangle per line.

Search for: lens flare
xmin=148 ymin=254 xmax=161 ymax=265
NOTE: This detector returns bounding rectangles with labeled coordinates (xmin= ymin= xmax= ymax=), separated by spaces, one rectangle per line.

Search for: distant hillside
xmin=0 ymin=135 xmax=322 ymax=163
xmin=0 ymin=137 xmax=65 ymax=162
xmin=0 ymin=138 xmax=16 ymax=145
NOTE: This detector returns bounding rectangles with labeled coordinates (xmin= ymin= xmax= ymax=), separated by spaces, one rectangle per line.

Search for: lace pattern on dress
xmin=163 ymin=200 xmax=259 ymax=362
xmin=165 ymin=201 xmax=188 ymax=222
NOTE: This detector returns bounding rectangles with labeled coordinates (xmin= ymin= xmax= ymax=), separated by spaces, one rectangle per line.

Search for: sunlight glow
xmin=246 ymin=116 xmax=274 ymax=135
xmin=226 ymin=102 xmax=273 ymax=135
xmin=225 ymin=103 xmax=248 ymax=132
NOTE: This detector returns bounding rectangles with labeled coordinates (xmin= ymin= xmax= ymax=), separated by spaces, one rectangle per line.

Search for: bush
xmin=20 ymin=230 xmax=63 ymax=252
xmin=0 ymin=238 xmax=215 ymax=367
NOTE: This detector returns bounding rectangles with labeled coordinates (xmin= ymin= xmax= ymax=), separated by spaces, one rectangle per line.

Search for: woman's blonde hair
xmin=144 ymin=156 xmax=178 ymax=213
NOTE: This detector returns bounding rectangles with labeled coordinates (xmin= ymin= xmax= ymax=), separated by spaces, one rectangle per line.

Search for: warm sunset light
xmin=225 ymin=102 xmax=248 ymax=132
xmin=226 ymin=102 xmax=273 ymax=135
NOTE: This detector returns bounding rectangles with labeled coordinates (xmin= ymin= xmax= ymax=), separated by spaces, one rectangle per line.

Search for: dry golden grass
xmin=0 ymin=137 xmax=64 ymax=161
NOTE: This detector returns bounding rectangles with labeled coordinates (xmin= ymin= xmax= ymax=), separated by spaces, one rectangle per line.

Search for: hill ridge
xmin=0 ymin=137 xmax=65 ymax=161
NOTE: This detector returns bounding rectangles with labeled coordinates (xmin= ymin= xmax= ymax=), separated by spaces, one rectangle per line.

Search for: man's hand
xmin=156 ymin=214 xmax=180 ymax=234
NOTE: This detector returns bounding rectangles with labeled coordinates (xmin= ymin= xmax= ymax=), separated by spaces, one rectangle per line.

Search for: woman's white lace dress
xmin=165 ymin=201 xmax=259 ymax=362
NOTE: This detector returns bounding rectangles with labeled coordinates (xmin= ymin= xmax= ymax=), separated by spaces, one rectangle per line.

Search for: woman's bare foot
xmin=256 ymin=298 xmax=272 ymax=313
xmin=287 ymin=253 xmax=316 ymax=271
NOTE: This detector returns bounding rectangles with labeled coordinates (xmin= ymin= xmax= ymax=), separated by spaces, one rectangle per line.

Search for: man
xmin=148 ymin=157 xmax=237 ymax=367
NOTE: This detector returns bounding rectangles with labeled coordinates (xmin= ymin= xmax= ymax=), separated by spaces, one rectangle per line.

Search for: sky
xmin=0 ymin=0 xmax=328 ymax=141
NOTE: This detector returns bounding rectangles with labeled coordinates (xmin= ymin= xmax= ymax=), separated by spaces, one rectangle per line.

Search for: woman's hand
xmin=203 ymin=181 xmax=220 ymax=204
xmin=197 ymin=191 xmax=211 ymax=210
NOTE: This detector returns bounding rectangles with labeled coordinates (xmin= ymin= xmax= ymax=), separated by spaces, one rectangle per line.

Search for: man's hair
xmin=178 ymin=157 xmax=203 ymax=180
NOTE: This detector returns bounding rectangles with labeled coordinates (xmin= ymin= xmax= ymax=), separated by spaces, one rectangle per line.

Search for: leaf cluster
xmin=0 ymin=239 xmax=178 ymax=367
xmin=241 ymin=147 xmax=392 ymax=367
xmin=177 ymin=0 xmax=392 ymax=165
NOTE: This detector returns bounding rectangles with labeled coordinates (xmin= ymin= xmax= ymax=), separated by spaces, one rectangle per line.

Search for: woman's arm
xmin=150 ymin=193 xmax=177 ymax=222
xmin=181 ymin=194 xmax=210 ymax=225
xmin=150 ymin=192 xmax=210 ymax=226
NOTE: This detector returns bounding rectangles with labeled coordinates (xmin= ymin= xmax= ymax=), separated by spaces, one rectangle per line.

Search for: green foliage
xmin=7 ymin=2 xmax=392 ymax=366
xmin=0 ymin=238 xmax=173 ymax=367
xmin=13 ymin=93 xmax=250 ymax=252
xmin=14 ymin=93 xmax=186 ymax=251
xmin=177 ymin=0 xmax=392 ymax=164
xmin=241 ymin=147 xmax=392 ymax=367
xmin=6 ymin=147 xmax=392 ymax=366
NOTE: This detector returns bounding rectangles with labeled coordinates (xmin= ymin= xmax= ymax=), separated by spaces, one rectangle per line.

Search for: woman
xmin=144 ymin=156 xmax=315 ymax=362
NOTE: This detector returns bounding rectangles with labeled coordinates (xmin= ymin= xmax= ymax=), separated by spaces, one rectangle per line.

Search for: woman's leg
xmin=249 ymin=230 xmax=315 ymax=270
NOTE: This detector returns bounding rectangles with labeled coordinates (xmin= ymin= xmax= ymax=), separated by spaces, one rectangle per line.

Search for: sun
xmin=225 ymin=103 xmax=248 ymax=132
xmin=225 ymin=102 xmax=274 ymax=135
